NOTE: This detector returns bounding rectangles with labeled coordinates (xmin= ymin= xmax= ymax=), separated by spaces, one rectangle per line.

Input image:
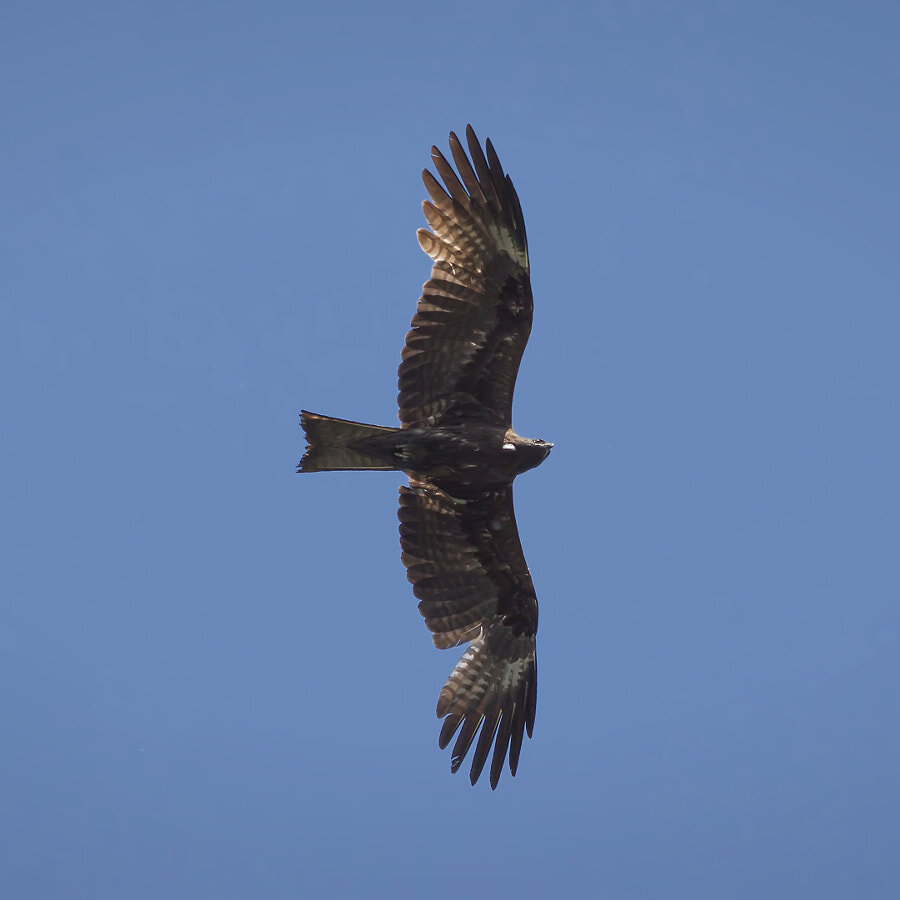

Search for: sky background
xmin=2 ymin=1 xmax=899 ymax=897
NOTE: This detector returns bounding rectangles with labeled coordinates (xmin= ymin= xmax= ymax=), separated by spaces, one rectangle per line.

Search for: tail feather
xmin=298 ymin=411 xmax=400 ymax=472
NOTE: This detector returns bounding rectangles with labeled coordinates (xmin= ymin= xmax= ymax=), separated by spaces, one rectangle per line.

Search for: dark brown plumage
xmin=298 ymin=126 xmax=550 ymax=788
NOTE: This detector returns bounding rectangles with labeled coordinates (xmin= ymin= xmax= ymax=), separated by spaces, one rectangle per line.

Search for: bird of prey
xmin=298 ymin=126 xmax=551 ymax=788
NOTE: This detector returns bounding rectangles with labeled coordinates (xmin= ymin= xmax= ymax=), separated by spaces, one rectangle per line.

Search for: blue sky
xmin=2 ymin=1 xmax=899 ymax=897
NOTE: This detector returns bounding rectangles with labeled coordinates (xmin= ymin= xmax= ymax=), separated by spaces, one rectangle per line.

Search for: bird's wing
xmin=399 ymin=478 xmax=538 ymax=788
xmin=399 ymin=126 xmax=532 ymax=430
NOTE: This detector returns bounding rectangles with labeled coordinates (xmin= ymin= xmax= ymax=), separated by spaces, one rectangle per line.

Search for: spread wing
xmin=398 ymin=478 xmax=538 ymax=789
xmin=398 ymin=125 xmax=532 ymax=430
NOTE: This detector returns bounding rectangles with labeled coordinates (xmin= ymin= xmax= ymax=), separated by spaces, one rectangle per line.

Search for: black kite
xmin=298 ymin=126 xmax=551 ymax=788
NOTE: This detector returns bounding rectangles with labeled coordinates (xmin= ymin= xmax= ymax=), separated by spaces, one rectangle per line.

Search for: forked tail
xmin=298 ymin=411 xmax=401 ymax=472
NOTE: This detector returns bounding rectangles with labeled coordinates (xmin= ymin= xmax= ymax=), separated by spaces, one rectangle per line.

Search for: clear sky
xmin=2 ymin=1 xmax=898 ymax=897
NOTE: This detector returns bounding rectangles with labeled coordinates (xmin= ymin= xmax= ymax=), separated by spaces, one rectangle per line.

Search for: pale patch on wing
xmin=436 ymin=624 xmax=537 ymax=789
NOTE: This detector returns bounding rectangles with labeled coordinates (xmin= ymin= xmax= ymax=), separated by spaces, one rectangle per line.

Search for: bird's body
xmin=301 ymin=413 xmax=551 ymax=493
xmin=298 ymin=126 xmax=550 ymax=788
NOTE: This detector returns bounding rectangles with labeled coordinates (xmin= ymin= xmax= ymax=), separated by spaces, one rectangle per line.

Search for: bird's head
xmin=503 ymin=430 xmax=553 ymax=472
xmin=534 ymin=438 xmax=554 ymax=463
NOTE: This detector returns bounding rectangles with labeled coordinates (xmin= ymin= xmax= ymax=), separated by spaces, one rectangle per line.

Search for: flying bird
xmin=298 ymin=126 xmax=551 ymax=788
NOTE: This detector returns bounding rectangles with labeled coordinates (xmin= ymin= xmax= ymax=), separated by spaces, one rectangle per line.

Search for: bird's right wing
xmin=398 ymin=478 xmax=538 ymax=789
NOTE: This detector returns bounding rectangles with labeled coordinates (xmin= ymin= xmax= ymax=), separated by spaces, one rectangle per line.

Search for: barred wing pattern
xmin=399 ymin=126 xmax=532 ymax=429
xmin=399 ymin=479 xmax=538 ymax=788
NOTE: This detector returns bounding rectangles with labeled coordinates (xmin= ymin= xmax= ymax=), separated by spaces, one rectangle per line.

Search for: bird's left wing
xmin=399 ymin=126 xmax=532 ymax=430
xmin=398 ymin=479 xmax=538 ymax=788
